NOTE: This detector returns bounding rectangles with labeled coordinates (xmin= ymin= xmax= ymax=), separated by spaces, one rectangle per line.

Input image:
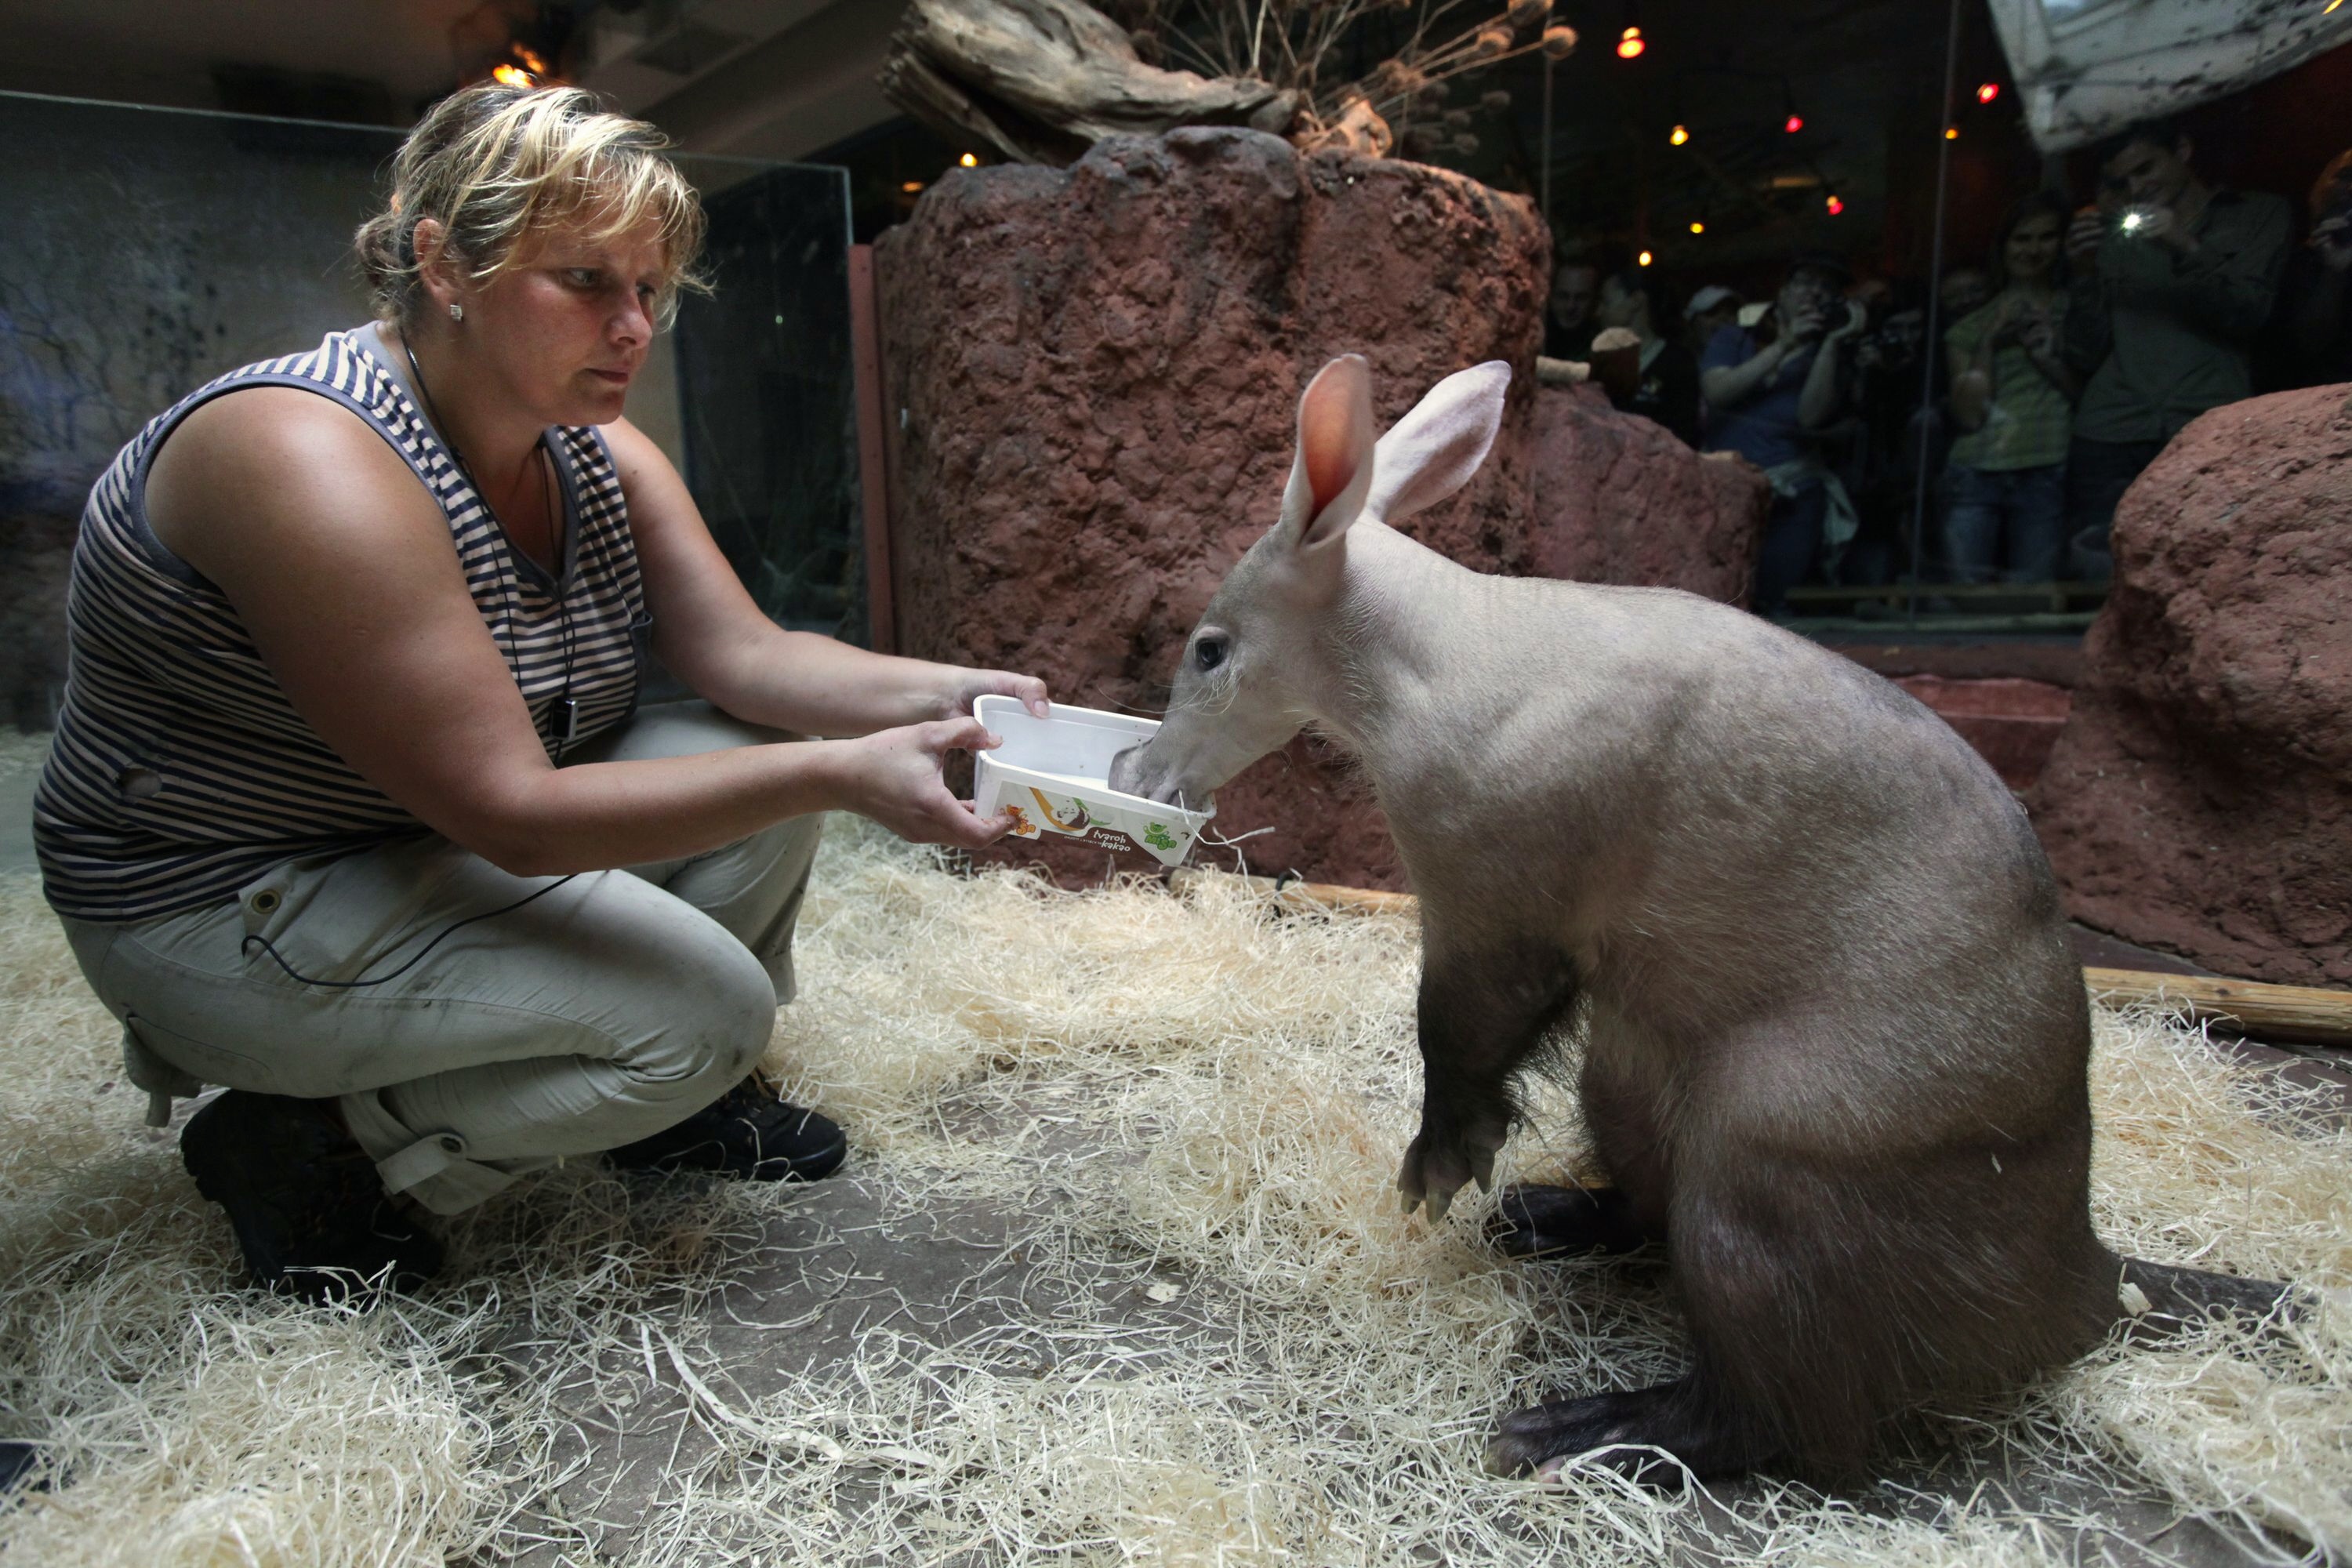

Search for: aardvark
xmin=1109 ymin=354 xmax=2286 ymax=1480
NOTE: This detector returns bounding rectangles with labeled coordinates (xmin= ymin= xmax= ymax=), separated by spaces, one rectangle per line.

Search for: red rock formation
xmin=875 ymin=128 xmax=1547 ymax=889
xmin=1526 ymin=383 xmax=1765 ymax=606
xmin=874 ymin=129 xmax=1764 ymax=890
xmin=1893 ymin=675 xmax=2071 ymax=793
xmin=2028 ymin=386 xmax=2352 ymax=986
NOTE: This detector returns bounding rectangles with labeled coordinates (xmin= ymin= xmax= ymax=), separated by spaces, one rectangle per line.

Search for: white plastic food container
xmin=971 ymin=695 xmax=1215 ymax=867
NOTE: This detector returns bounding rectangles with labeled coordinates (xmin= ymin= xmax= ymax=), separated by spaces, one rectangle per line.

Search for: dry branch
xmin=880 ymin=0 xmax=1301 ymax=165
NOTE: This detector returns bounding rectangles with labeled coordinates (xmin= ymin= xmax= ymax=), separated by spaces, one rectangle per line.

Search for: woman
xmin=1698 ymin=251 xmax=1866 ymax=615
xmin=1942 ymin=191 xmax=2078 ymax=583
xmin=33 ymin=85 xmax=1046 ymax=1301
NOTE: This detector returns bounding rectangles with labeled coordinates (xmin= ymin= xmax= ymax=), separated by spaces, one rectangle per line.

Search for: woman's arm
xmin=607 ymin=419 xmax=1045 ymax=736
xmin=146 ymin=390 xmax=1014 ymax=876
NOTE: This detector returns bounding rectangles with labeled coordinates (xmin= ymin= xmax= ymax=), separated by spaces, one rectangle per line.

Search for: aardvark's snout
xmin=1107 ymin=740 xmax=1156 ymax=801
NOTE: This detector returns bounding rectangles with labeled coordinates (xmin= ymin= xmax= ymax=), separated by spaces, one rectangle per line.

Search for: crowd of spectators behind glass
xmin=1544 ymin=116 xmax=2343 ymax=617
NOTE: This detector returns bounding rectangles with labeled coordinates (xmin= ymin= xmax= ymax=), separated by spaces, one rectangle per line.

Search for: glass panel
xmin=669 ymin=156 xmax=862 ymax=641
xmin=0 ymin=91 xmax=862 ymax=726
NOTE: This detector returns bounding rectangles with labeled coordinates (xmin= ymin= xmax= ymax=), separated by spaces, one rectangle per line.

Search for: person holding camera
xmin=1943 ymin=192 xmax=2079 ymax=584
xmin=2060 ymin=118 xmax=2292 ymax=579
xmin=1699 ymin=251 xmax=1865 ymax=615
xmin=2279 ymin=149 xmax=2352 ymax=387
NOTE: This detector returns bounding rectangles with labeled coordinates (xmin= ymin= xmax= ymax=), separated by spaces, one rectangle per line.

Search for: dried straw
xmin=0 ymin=796 xmax=2343 ymax=1566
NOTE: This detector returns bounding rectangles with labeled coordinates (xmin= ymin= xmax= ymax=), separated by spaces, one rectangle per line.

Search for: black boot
xmin=180 ymin=1091 xmax=444 ymax=1305
xmin=604 ymin=1074 xmax=848 ymax=1181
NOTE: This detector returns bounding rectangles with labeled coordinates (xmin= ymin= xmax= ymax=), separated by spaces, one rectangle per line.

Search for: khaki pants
xmin=60 ymin=702 xmax=824 ymax=1215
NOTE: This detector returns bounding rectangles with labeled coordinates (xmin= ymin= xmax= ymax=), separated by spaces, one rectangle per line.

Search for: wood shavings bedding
xmin=0 ymin=815 xmax=2343 ymax=1566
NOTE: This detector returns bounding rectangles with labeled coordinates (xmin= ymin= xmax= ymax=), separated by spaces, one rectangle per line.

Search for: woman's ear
xmin=411 ymin=218 xmax=460 ymax=315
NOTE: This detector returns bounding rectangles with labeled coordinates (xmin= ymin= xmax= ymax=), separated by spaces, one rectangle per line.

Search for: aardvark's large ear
xmin=1277 ymin=354 xmax=1377 ymax=552
xmin=1363 ymin=361 xmax=1511 ymax=524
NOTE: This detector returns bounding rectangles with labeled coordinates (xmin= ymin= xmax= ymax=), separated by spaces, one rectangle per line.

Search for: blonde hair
xmin=355 ymin=84 xmax=707 ymax=328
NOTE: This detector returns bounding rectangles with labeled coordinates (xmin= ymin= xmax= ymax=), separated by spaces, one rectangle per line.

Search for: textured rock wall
xmin=1526 ymin=383 xmax=1766 ymax=606
xmin=876 ymin=130 xmax=1771 ymax=890
xmin=2029 ymin=386 xmax=2352 ymax=985
xmin=874 ymin=128 xmax=1550 ymax=889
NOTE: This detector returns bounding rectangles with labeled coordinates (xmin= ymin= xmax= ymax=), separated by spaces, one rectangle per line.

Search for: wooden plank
xmin=2084 ymin=968 xmax=2352 ymax=1047
xmin=1167 ymin=867 xmax=1418 ymax=917
xmin=1169 ymin=869 xmax=2352 ymax=1047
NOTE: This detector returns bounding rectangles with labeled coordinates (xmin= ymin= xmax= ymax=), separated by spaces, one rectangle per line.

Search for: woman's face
xmin=2003 ymin=210 xmax=2063 ymax=285
xmin=448 ymin=213 xmax=667 ymax=429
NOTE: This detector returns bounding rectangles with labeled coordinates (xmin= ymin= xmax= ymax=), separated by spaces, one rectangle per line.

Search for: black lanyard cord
xmin=240 ymin=873 xmax=581 ymax=989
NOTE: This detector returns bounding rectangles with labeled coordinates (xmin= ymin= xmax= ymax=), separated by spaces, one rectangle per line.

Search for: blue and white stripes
xmin=35 ymin=328 xmax=647 ymax=922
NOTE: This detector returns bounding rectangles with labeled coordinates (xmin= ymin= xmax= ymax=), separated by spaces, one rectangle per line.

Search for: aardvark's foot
xmin=1485 ymin=1375 xmax=1771 ymax=1485
xmin=1484 ymin=1183 xmax=1653 ymax=1258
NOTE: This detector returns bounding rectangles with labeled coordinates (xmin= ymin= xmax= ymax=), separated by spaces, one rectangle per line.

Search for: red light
xmin=1784 ymin=113 xmax=1804 ymax=134
xmin=1976 ymin=82 xmax=2000 ymax=104
xmin=1616 ymin=25 xmax=1646 ymax=59
xmin=1825 ymin=194 xmax=1846 ymax=216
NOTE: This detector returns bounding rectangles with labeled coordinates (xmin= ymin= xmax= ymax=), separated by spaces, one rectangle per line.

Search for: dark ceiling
xmin=1409 ymin=0 xmax=2031 ymax=284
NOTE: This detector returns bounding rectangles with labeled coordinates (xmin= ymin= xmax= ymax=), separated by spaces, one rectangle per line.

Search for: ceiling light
xmin=959 ymin=153 xmax=978 ymax=168
xmin=1669 ymin=123 xmax=1690 ymax=146
xmin=1825 ymin=193 xmax=1845 ymax=215
xmin=1638 ymin=249 xmax=1653 ymax=267
xmin=492 ymin=63 xmax=535 ymax=88
xmin=1976 ymin=82 xmax=2000 ymax=103
xmin=1689 ymin=218 xmax=1704 ymax=234
xmin=1945 ymin=125 xmax=1959 ymax=140
xmin=1616 ymin=25 xmax=1646 ymax=58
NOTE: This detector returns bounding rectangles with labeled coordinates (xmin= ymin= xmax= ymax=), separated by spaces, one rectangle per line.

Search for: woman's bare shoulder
xmin=148 ymin=384 xmax=442 ymax=575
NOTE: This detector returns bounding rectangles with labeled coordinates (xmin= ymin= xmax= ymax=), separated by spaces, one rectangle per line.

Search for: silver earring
xmin=449 ymin=302 xmax=463 ymax=322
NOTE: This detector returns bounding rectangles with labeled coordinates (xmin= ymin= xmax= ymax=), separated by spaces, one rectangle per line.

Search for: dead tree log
xmin=880 ymin=0 xmax=1300 ymax=165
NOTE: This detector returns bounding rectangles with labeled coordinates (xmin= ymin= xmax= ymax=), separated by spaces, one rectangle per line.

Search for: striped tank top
xmin=34 ymin=325 xmax=648 ymax=923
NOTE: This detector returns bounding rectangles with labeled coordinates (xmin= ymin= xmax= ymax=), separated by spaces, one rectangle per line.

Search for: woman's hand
xmin=833 ymin=716 xmax=1015 ymax=848
xmin=2066 ymin=207 xmax=2106 ymax=267
xmin=2019 ymin=309 xmax=2060 ymax=361
xmin=937 ymin=666 xmax=1051 ymax=721
xmin=1986 ymin=295 xmax=2026 ymax=346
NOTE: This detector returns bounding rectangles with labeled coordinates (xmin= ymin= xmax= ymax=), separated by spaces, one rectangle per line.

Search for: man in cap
xmin=1698 ymin=250 xmax=1867 ymax=614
